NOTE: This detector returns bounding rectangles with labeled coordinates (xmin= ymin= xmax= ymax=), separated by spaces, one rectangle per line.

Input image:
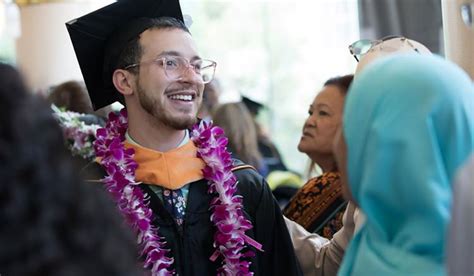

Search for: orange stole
xmin=124 ymin=140 xmax=205 ymax=190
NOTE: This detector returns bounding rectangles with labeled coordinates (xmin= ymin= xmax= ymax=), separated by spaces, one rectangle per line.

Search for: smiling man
xmin=66 ymin=0 xmax=301 ymax=275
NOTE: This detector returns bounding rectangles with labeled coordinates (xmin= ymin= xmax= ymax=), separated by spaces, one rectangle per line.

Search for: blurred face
xmin=133 ymin=28 xmax=204 ymax=130
xmin=298 ymin=85 xmax=345 ymax=161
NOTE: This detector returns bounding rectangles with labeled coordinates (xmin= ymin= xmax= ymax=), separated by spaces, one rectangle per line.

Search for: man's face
xmin=133 ymin=28 xmax=204 ymax=130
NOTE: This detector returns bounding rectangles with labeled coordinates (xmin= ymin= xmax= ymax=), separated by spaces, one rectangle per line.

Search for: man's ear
xmin=112 ymin=69 xmax=135 ymax=96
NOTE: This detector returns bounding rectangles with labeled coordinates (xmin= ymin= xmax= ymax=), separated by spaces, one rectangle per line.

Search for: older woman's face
xmin=298 ymin=85 xmax=345 ymax=160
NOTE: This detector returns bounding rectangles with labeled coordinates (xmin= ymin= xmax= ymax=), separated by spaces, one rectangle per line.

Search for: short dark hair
xmin=324 ymin=74 xmax=354 ymax=95
xmin=115 ymin=17 xmax=190 ymax=74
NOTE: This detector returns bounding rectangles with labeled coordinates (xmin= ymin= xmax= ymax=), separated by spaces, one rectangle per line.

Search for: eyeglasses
xmin=348 ymin=35 xmax=419 ymax=62
xmin=124 ymin=56 xmax=217 ymax=84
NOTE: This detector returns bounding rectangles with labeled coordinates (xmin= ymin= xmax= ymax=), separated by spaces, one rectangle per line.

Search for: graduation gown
xmin=83 ymin=160 xmax=302 ymax=276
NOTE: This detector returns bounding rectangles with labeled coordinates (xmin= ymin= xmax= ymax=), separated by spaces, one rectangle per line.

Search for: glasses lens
xmin=163 ymin=56 xmax=216 ymax=83
xmin=349 ymin=39 xmax=373 ymax=61
xmin=163 ymin=56 xmax=182 ymax=80
xmin=199 ymin=60 xmax=216 ymax=84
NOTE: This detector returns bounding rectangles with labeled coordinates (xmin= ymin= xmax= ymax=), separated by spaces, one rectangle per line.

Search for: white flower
xmin=51 ymin=104 xmax=101 ymax=159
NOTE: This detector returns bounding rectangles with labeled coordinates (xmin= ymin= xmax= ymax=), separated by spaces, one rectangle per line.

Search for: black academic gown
xmin=83 ymin=160 xmax=302 ymax=276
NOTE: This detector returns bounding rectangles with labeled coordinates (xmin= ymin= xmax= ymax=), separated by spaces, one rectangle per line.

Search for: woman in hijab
xmin=335 ymin=54 xmax=474 ymax=275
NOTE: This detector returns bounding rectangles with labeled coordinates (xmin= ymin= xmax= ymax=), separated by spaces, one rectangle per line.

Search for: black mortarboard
xmin=66 ymin=0 xmax=183 ymax=110
xmin=242 ymin=96 xmax=266 ymax=116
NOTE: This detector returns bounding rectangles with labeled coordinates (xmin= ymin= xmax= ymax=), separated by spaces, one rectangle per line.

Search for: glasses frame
xmin=124 ymin=56 xmax=217 ymax=84
xmin=349 ymin=35 xmax=419 ymax=62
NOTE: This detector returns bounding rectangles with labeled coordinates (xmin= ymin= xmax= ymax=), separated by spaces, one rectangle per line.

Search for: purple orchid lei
xmin=94 ymin=109 xmax=262 ymax=276
xmin=191 ymin=120 xmax=263 ymax=275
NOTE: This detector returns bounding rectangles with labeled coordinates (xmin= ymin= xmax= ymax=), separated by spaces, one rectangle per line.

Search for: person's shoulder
xmin=231 ymin=159 xmax=264 ymax=184
xmin=231 ymin=158 xmax=257 ymax=173
xmin=231 ymin=158 xmax=267 ymax=202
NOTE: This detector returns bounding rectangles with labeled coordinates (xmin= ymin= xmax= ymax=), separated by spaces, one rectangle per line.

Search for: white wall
xmin=15 ymin=1 xmax=113 ymax=93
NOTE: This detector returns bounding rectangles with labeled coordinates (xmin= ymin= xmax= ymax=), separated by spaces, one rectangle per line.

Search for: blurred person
xmin=242 ymin=95 xmax=263 ymax=118
xmin=284 ymin=75 xmax=354 ymax=238
xmin=243 ymin=95 xmax=288 ymax=173
xmin=213 ymin=102 xmax=268 ymax=176
xmin=198 ymin=78 xmax=221 ymax=121
xmin=0 ymin=63 xmax=142 ymax=276
xmin=242 ymin=95 xmax=294 ymax=207
xmin=47 ymin=80 xmax=93 ymax=114
xmin=48 ymin=80 xmax=105 ymax=126
xmin=335 ymin=54 xmax=474 ymax=275
xmin=266 ymin=170 xmax=303 ymax=209
xmin=67 ymin=0 xmax=302 ymax=275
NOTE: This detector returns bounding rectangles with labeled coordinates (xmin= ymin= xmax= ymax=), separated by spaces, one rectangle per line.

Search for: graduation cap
xmin=66 ymin=0 xmax=184 ymax=110
xmin=242 ymin=96 xmax=266 ymax=116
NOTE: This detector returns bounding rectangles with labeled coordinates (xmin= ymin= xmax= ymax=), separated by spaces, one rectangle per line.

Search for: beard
xmin=136 ymin=81 xmax=198 ymax=130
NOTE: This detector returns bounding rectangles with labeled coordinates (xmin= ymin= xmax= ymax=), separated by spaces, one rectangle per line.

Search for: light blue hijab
xmin=339 ymin=54 xmax=474 ymax=275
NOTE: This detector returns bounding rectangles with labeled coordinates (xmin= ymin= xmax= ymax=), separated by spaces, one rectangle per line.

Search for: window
xmin=183 ymin=0 xmax=360 ymax=175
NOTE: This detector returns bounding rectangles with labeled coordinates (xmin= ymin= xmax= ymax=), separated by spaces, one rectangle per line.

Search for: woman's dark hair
xmin=0 ymin=63 xmax=142 ymax=276
xmin=324 ymin=74 xmax=354 ymax=95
